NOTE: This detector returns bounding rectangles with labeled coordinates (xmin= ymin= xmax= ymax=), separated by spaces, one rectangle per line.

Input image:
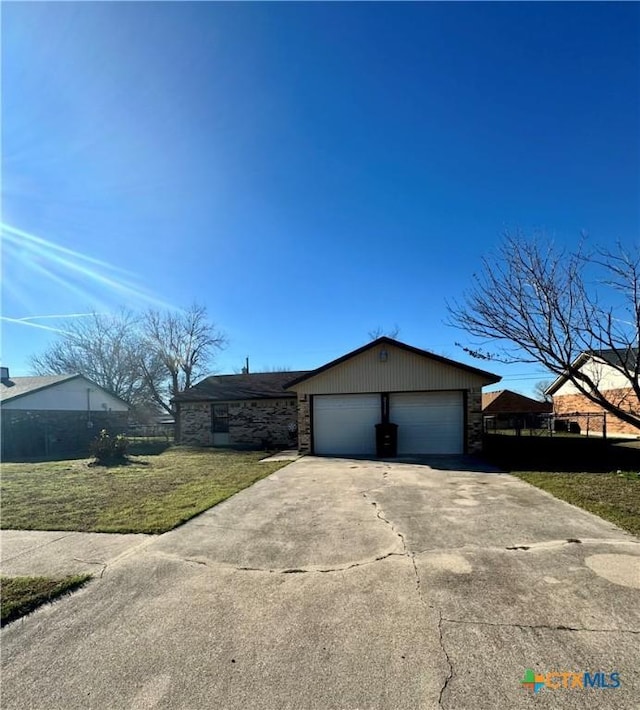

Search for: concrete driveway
xmin=2 ymin=456 xmax=639 ymax=710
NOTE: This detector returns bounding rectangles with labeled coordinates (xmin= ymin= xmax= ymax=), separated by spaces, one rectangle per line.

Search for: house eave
xmin=545 ymin=352 xmax=602 ymax=396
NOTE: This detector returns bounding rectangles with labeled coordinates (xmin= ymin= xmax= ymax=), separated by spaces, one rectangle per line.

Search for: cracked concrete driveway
xmin=2 ymin=456 xmax=639 ymax=710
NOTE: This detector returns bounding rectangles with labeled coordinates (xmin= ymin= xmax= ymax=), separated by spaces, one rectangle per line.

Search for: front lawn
xmin=514 ymin=471 xmax=640 ymax=537
xmin=0 ymin=448 xmax=286 ymax=534
xmin=1 ymin=575 xmax=91 ymax=626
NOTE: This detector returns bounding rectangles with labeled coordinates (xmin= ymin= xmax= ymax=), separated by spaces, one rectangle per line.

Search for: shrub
xmin=90 ymin=429 xmax=129 ymax=464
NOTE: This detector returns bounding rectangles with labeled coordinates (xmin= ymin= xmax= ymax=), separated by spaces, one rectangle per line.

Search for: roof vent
xmin=0 ymin=366 xmax=9 ymax=381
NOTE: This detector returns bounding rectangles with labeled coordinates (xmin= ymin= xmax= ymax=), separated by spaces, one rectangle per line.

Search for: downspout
xmin=87 ymin=388 xmax=93 ymax=429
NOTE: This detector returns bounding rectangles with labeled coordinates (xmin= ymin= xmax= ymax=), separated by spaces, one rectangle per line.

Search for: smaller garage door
xmin=313 ymin=394 xmax=380 ymax=456
xmin=390 ymin=391 xmax=463 ymax=455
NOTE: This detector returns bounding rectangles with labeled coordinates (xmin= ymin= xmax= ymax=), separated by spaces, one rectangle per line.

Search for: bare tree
xmin=368 ymin=324 xmax=400 ymax=341
xmin=533 ymin=379 xmax=554 ymax=403
xmin=30 ymin=305 xmax=226 ymax=434
xmin=31 ymin=311 xmax=163 ymax=417
xmin=140 ymin=304 xmax=226 ymax=437
xmin=448 ymin=232 xmax=640 ymax=430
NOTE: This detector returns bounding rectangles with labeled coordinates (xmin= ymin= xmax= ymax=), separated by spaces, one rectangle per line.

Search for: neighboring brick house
xmin=174 ymin=371 xmax=308 ymax=449
xmin=0 ymin=368 xmax=130 ymax=460
xmin=482 ymin=390 xmax=551 ymax=431
xmin=177 ymin=338 xmax=501 ymax=456
xmin=545 ymin=349 xmax=640 ymax=436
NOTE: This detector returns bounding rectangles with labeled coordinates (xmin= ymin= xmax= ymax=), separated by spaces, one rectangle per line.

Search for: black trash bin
xmin=375 ymin=422 xmax=398 ymax=457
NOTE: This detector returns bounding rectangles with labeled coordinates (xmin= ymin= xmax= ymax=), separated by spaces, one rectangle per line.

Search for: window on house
xmin=212 ymin=403 xmax=229 ymax=433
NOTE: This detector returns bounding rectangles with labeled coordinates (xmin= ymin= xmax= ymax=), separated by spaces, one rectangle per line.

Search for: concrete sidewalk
xmin=0 ymin=530 xmax=153 ymax=577
xmin=2 ymin=457 xmax=639 ymax=709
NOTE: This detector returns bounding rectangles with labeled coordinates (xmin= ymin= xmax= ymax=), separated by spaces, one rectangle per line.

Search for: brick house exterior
xmin=174 ymin=372 xmax=307 ymax=449
xmin=546 ymin=349 xmax=640 ymax=437
xmin=178 ymin=397 xmax=299 ymax=448
xmin=176 ymin=339 xmax=500 ymax=456
xmin=551 ymin=389 xmax=640 ymax=436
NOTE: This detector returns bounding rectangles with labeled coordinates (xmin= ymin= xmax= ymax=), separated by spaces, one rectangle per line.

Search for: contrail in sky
xmin=1 ymin=222 xmax=175 ymax=310
xmin=0 ymin=316 xmax=74 ymax=335
xmin=15 ymin=313 xmax=99 ymax=322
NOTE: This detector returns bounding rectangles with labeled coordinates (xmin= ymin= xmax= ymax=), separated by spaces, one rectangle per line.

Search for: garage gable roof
xmin=285 ymin=337 xmax=501 ymax=390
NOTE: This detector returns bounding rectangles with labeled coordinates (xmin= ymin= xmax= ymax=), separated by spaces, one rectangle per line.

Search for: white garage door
xmin=313 ymin=394 xmax=381 ymax=456
xmin=390 ymin=391 xmax=463 ymax=455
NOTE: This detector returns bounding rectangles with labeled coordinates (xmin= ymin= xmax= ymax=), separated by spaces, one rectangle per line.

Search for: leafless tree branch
xmin=447 ymin=231 xmax=640 ymax=430
xmin=30 ymin=305 xmax=226 ymax=433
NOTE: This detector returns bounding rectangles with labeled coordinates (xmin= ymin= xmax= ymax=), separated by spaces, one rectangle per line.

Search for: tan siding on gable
xmin=292 ymin=343 xmax=493 ymax=394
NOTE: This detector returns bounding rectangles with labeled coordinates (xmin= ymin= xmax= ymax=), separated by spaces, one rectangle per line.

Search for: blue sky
xmin=2 ymin=2 xmax=639 ymax=395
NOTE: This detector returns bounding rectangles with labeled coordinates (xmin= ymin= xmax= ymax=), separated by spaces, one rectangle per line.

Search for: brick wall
xmin=553 ymin=389 xmax=640 ymax=436
xmin=0 ymin=409 xmax=129 ymax=460
xmin=179 ymin=402 xmax=213 ymax=446
xmin=179 ymin=398 xmax=298 ymax=449
xmin=228 ymin=399 xmax=298 ymax=448
xmin=466 ymin=387 xmax=483 ymax=454
xmin=297 ymin=394 xmax=311 ymax=454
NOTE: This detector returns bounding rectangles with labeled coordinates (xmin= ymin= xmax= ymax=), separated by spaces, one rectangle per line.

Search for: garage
xmin=286 ymin=337 xmax=501 ymax=457
xmin=390 ymin=391 xmax=463 ymax=455
xmin=313 ymin=394 xmax=380 ymax=456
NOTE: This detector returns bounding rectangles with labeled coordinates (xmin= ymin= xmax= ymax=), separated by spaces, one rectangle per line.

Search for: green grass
xmin=0 ymin=447 xmax=287 ymax=534
xmin=514 ymin=471 xmax=640 ymax=537
xmin=1 ymin=575 xmax=91 ymax=626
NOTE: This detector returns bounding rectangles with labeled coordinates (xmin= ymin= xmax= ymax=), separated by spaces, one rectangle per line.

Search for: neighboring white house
xmin=546 ymin=349 xmax=639 ymax=437
xmin=1 ymin=369 xmax=129 ymax=459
